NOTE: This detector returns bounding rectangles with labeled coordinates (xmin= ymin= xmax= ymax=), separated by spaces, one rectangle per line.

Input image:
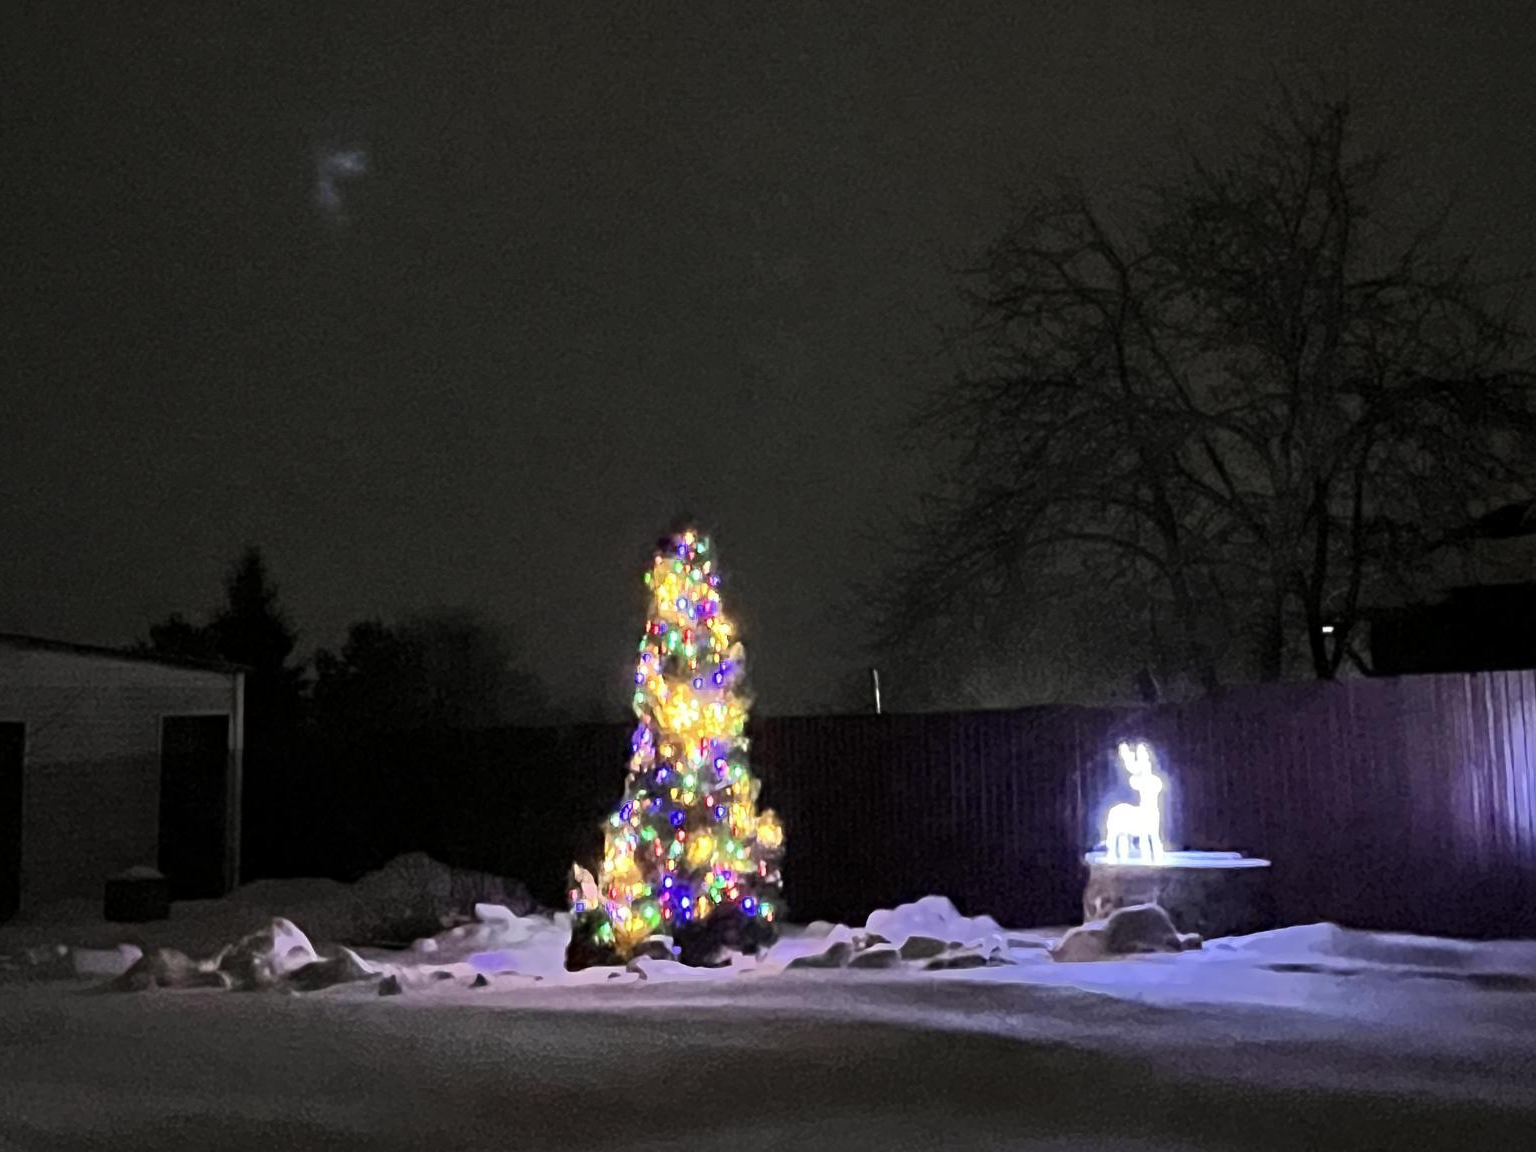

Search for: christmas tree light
xmin=567 ymin=527 xmax=784 ymax=968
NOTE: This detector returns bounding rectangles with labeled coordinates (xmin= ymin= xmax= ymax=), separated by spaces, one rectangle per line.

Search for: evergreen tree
xmin=210 ymin=548 xmax=301 ymax=684
xmin=567 ymin=527 xmax=783 ymax=968
xmin=137 ymin=613 xmax=222 ymax=663
xmin=312 ymin=609 xmax=546 ymax=739
xmin=142 ymin=546 xmax=306 ymax=877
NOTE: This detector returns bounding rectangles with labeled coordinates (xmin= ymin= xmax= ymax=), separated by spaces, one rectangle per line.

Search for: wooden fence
xmin=295 ymin=670 xmax=1536 ymax=939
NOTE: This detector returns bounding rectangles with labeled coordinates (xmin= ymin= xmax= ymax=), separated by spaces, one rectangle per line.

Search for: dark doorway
xmin=0 ymin=723 xmax=22 ymax=921
xmin=158 ymin=715 xmax=230 ymax=899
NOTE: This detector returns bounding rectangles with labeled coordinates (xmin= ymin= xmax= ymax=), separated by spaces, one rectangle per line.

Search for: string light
xmin=1105 ymin=741 xmax=1165 ymax=863
xmin=570 ymin=528 xmax=785 ymax=959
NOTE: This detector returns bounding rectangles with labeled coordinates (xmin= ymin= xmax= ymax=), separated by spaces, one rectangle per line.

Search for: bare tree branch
xmin=876 ymin=91 xmax=1535 ymax=702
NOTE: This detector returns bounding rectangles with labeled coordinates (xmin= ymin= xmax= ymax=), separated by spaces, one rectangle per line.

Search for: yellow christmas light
xmin=569 ymin=527 xmax=786 ymax=965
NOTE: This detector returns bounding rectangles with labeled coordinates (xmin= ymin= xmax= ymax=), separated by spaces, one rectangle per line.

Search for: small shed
xmin=0 ymin=634 xmax=245 ymax=919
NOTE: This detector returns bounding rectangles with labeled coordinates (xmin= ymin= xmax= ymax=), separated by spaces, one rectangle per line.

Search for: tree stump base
xmin=1082 ymin=851 xmax=1274 ymax=940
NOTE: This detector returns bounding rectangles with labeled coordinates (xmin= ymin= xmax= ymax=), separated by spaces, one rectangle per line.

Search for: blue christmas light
xmin=576 ymin=527 xmax=783 ymax=962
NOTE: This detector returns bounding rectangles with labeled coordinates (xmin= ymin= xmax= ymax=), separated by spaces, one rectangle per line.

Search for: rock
xmin=925 ymin=948 xmax=991 ymax=971
xmin=673 ymin=910 xmax=777 ymax=967
xmin=786 ymin=939 xmax=853 ymax=969
xmin=287 ymin=948 xmax=376 ymax=992
xmin=853 ymin=932 xmax=889 ymax=951
xmin=378 ymin=974 xmax=403 ymax=996
xmin=847 ymin=944 xmax=901 ymax=969
xmin=112 ymin=948 xmax=230 ymax=991
xmin=21 ymin=944 xmax=75 ymax=981
xmin=430 ymin=970 xmax=454 ymax=982
xmin=218 ymin=919 xmax=319 ymax=990
xmin=897 ymin=935 xmax=948 ymax=960
xmin=1103 ymin=904 xmax=1182 ymax=954
xmin=629 ymin=936 xmax=677 ymax=962
xmin=1083 ymin=854 xmax=1274 ymax=939
xmin=471 ymin=973 xmax=490 ymax=988
xmin=1051 ymin=924 xmax=1110 ymax=963
xmin=1053 ymin=904 xmax=1194 ymax=963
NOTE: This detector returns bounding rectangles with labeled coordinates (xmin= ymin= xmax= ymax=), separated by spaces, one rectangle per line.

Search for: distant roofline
xmin=1363 ymin=581 xmax=1536 ymax=621
xmin=1457 ymin=501 xmax=1536 ymax=541
xmin=0 ymin=633 xmax=249 ymax=675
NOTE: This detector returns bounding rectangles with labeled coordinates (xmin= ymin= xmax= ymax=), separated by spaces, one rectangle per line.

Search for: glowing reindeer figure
xmin=1105 ymin=741 xmax=1164 ymax=863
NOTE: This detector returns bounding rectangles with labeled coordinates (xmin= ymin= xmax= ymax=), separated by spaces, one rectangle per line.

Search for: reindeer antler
xmin=1118 ymin=741 xmax=1153 ymax=776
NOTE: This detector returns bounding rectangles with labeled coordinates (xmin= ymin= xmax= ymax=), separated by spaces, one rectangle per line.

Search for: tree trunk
xmin=1257 ymin=584 xmax=1286 ymax=682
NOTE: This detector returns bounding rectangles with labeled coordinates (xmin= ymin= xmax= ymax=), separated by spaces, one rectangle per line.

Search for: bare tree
xmin=882 ymin=93 xmax=1534 ymax=697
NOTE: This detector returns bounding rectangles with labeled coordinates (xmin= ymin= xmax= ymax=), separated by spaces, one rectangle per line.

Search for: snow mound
xmin=865 ymin=896 xmax=1008 ymax=951
xmin=1212 ymin=922 xmax=1536 ymax=981
xmin=346 ymin=853 xmax=537 ymax=941
xmin=0 ymin=854 xmax=542 ymax=966
xmin=71 ymin=944 xmax=145 ymax=978
xmin=429 ymin=909 xmax=542 ymax=956
xmin=863 ymin=895 xmax=1047 ymax=958
xmin=14 ymin=944 xmax=76 ymax=981
xmin=627 ymin=955 xmax=746 ymax=982
xmin=0 ymin=942 xmax=152 ymax=984
xmin=418 ymin=904 xmax=571 ymax=978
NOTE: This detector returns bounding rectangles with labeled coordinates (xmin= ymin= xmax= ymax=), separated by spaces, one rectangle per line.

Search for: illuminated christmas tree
xmin=566 ymin=527 xmax=783 ymax=969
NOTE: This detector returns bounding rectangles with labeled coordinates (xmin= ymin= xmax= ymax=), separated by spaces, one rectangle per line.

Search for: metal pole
xmin=870 ymin=668 xmax=882 ymax=715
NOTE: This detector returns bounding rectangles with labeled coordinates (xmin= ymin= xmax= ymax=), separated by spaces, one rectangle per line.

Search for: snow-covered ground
xmin=3 ymin=875 xmax=1535 ymax=1150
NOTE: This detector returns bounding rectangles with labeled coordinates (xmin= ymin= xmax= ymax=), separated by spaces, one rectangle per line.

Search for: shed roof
xmin=0 ymin=632 xmax=248 ymax=675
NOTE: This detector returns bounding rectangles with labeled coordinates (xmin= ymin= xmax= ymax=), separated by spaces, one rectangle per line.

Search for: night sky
xmin=5 ymin=2 xmax=1534 ymax=715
